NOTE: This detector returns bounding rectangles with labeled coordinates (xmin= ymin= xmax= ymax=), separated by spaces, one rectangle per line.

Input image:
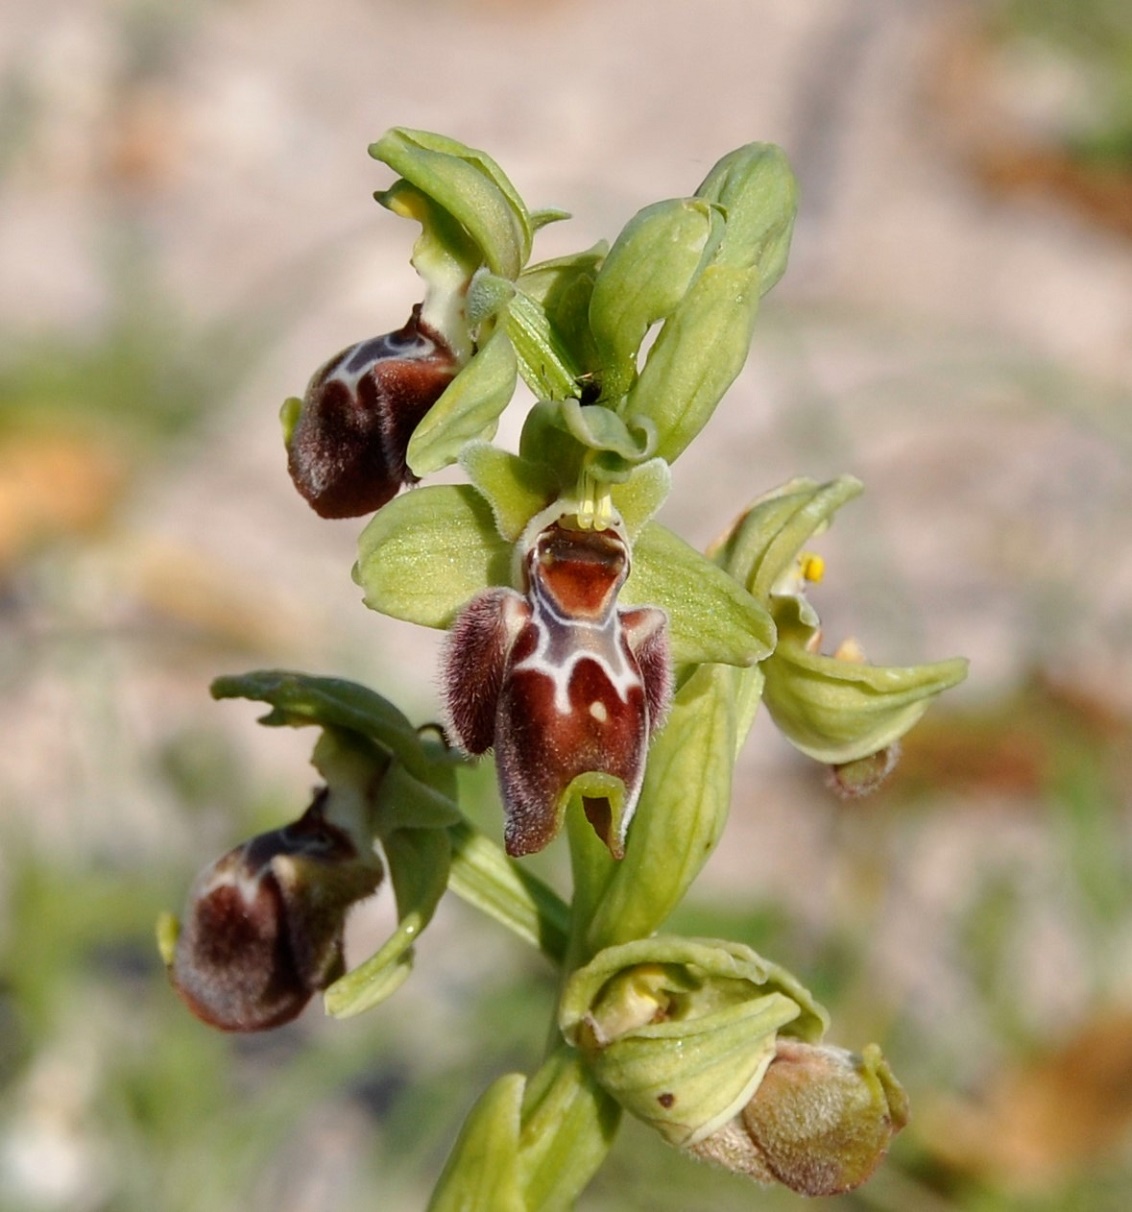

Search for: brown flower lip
xmin=169 ymin=794 xmax=382 ymax=1032
xmin=286 ymin=305 xmax=459 ymax=519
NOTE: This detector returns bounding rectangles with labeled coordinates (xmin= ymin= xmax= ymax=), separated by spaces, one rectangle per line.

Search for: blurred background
xmin=2 ymin=0 xmax=1131 ymax=1208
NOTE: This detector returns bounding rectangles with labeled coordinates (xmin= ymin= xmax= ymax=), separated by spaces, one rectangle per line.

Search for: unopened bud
xmin=692 ymin=1039 xmax=910 ymax=1195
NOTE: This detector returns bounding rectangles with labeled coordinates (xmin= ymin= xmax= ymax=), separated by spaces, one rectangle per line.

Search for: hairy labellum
xmin=170 ymin=792 xmax=382 ymax=1032
xmin=286 ymin=306 xmax=458 ymax=518
xmin=442 ymin=517 xmax=671 ymax=857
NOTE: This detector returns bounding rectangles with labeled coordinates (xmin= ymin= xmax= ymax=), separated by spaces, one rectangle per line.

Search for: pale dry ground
xmin=1 ymin=0 xmax=1131 ymax=1207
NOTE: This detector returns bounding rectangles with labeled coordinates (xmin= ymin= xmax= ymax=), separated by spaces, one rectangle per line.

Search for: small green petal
xmin=460 ymin=441 xmax=558 ymax=541
xmin=764 ymin=600 xmax=970 ymax=763
xmin=624 ymin=261 xmax=760 ymax=465
xmin=624 ymin=523 xmax=776 ymax=668
xmin=370 ymin=128 xmax=532 ymax=279
xmin=355 ymin=484 xmax=512 ymax=627
xmin=694 ymin=142 xmax=798 ymax=289
xmin=608 ymin=457 xmax=671 ymax=540
xmin=405 ymin=326 xmax=518 ymax=478
xmin=710 ymin=476 xmax=863 ymax=602
xmin=589 ymin=197 xmax=724 ymax=401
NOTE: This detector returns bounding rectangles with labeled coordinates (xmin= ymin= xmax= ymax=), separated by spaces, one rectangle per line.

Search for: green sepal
xmin=624 ymin=523 xmax=776 ymax=668
xmin=710 ymin=475 xmax=863 ymax=605
xmin=503 ymin=287 xmax=581 ymax=402
xmin=405 ymin=325 xmax=518 ymax=477
xmin=624 ymin=261 xmax=760 ymax=464
xmin=763 ymin=597 xmax=970 ymax=763
xmin=587 ymin=663 xmax=739 ymax=951
xmin=355 ymin=484 xmax=513 ymax=627
xmin=589 ymin=197 xmax=724 ymax=401
xmin=427 ymin=1074 xmax=528 ymax=1212
xmin=560 ymin=938 xmax=827 ymax=1147
xmin=210 ymin=669 xmax=432 ymax=779
xmin=370 ymin=128 xmax=532 ymax=279
xmin=694 ymin=142 xmax=798 ymax=289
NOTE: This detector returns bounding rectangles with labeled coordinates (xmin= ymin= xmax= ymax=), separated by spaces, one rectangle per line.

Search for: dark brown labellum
xmin=170 ymin=794 xmax=382 ymax=1032
xmin=286 ymin=306 xmax=459 ymax=518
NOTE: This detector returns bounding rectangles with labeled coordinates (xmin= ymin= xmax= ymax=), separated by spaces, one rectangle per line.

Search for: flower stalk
xmin=162 ymin=130 xmax=967 ymax=1207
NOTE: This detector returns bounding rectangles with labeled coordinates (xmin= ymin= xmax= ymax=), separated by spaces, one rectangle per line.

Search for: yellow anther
xmin=800 ymin=551 xmax=825 ymax=584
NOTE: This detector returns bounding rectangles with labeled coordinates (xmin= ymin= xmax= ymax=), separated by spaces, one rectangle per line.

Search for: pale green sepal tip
xmin=711 ymin=475 xmax=864 ymax=601
xmin=405 ymin=326 xmax=518 ymax=477
xmin=355 ymin=484 xmax=513 ymax=627
xmin=155 ymin=911 xmax=179 ymax=967
xmin=460 ymin=441 xmax=557 ymax=542
xmin=764 ymin=608 xmax=970 ymax=763
xmin=694 ymin=141 xmax=798 ymax=290
xmin=324 ymin=949 xmax=413 ymax=1018
xmin=280 ymin=396 xmax=302 ymax=447
xmin=625 ymin=260 xmax=760 ymax=465
xmin=427 ymin=1074 xmax=527 ymax=1212
xmin=589 ymin=197 xmax=724 ymax=401
xmin=530 ymin=207 xmax=571 ymax=231
xmin=624 ymin=523 xmax=776 ymax=668
xmin=370 ymin=128 xmax=531 ymax=279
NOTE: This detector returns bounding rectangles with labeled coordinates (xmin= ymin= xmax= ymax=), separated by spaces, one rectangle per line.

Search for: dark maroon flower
xmin=285 ymin=306 xmax=459 ymax=518
xmin=169 ymin=792 xmax=382 ymax=1032
xmin=441 ymin=517 xmax=670 ymax=858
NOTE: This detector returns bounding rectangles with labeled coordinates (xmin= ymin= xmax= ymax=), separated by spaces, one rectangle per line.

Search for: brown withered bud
xmin=170 ymin=791 xmax=382 ymax=1032
xmin=692 ymin=1039 xmax=910 ymax=1196
xmin=285 ymin=306 xmax=459 ymax=518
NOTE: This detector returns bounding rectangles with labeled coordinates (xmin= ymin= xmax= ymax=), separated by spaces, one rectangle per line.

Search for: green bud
xmin=560 ymin=938 xmax=827 ymax=1148
xmin=589 ymin=197 xmax=724 ymax=402
xmin=694 ymin=142 xmax=798 ymax=289
xmin=691 ymin=1039 xmax=910 ymax=1196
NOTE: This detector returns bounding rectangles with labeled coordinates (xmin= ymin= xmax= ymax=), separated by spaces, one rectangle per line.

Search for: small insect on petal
xmin=170 ymin=792 xmax=382 ymax=1032
xmin=286 ymin=305 xmax=459 ymax=518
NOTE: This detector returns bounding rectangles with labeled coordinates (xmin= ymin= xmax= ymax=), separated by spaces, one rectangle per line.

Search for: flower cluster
xmin=162 ymin=130 xmax=968 ymax=1206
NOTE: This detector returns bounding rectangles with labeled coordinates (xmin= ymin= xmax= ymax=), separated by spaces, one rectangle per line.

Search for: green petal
xmin=764 ymin=601 xmax=970 ymax=763
xmin=405 ymin=326 xmax=518 ymax=478
xmin=355 ymin=484 xmax=512 ymax=627
xmin=589 ymin=197 xmax=724 ymax=401
xmin=624 ymin=523 xmax=776 ymax=668
xmin=709 ymin=476 xmax=863 ymax=602
xmin=694 ymin=142 xmax=798 ymax=289
xmin=370 ymin=128 xmax=531 ymax=279
xmin=624 ymin=261 xmax=760 ymax=464
xmin=608 ymin=457 xmax=671 ymax=539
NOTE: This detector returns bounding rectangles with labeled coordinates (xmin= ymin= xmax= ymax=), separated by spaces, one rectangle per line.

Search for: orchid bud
xmin=169 ymin=791 xmax=382 ymax=1031
xmin=441 ymin=510 xmax=670 ymax=857
xmin=559 ymin=938 xmax=827 ymax=1147
xmin=284 ymin=306 xmax=459 ymax=518
xmin=691 ymin=1039 xmax=910 ymax=1196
